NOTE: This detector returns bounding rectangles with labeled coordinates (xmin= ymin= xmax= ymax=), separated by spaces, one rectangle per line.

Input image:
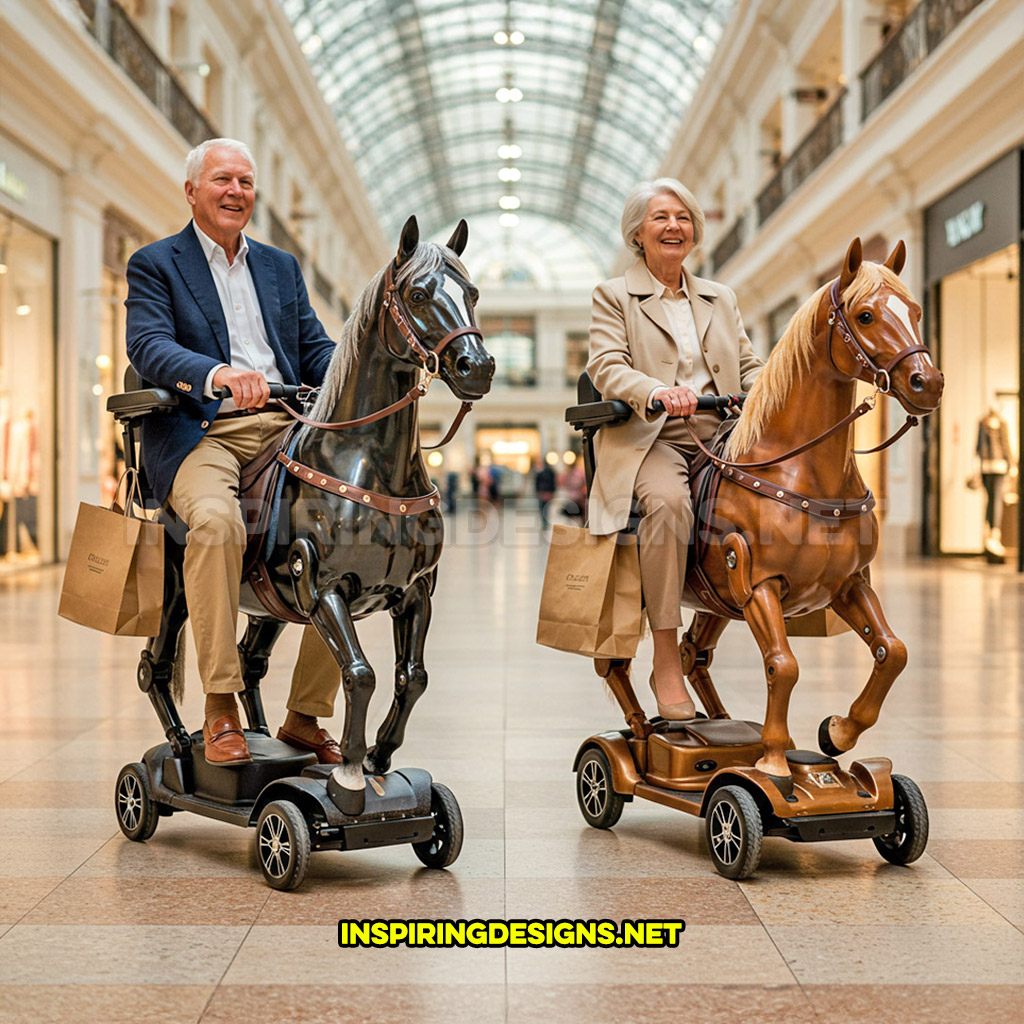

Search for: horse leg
xmin=364 ymin=575 xmax=432 ymax=775
xmin=236 ymin=617 xmax=286 ymax=734
xmin=819 ymin=575 xmax=908 ymax=755
xmin=742 ymin=578 xmax=799 ymax=779
xmin=289 ymin=539 xmax=373 ymax=815
xmin=679 ymin=612 xmax=731 ymax=718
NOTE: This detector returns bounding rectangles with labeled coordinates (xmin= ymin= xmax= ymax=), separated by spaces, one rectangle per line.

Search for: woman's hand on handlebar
xmin=651 ymin=385 xmax=698 ymax=417
xmin=212 ymin=367 xmax=270 ymax=409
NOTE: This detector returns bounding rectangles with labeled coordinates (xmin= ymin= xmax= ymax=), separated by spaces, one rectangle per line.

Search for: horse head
xmin=380 ymin=216 xmax=495 ymax=401
xmin=830 ymin=237 xmax=943 ymax=415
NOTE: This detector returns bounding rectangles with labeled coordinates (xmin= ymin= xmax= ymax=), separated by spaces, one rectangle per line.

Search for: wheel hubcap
xmin=581 ymin=761 xmax=607 ymax=816
xmin=259 ymin=815 xmax=292 ymax=877
xmin=118 ymin=776 xmax=142 ymax=830
xmin=711 ymin=802 xmax=742 ymax=865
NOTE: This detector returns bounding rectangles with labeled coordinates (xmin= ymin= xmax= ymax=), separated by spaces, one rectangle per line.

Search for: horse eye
xmin=857 ymin=311 xmax=874 ymax=325
xmin=410 ymin=289 xmax=427 ymax=303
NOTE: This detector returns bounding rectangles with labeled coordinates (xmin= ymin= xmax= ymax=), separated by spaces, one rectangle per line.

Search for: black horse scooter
xmin=106 ymin=375 xmax=461 ymax=891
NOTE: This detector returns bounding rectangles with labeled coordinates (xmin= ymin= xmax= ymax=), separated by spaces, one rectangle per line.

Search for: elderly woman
xmin=587 ymin=178 xmax=763 ymax=720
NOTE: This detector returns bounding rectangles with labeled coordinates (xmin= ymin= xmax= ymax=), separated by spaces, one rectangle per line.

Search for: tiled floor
xmin=1 ymin=504 xmax=1022 ymax=1023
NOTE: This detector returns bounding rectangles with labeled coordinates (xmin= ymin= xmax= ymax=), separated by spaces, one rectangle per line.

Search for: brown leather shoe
xmin=276 ymin=726 xmax=344 ymax=764
xmin=203 ymin=716 xmax=252 ymax=765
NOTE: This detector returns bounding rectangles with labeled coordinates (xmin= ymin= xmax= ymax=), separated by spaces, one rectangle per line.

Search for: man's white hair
xmin=184 ymin=138 xmax=257 ymax=185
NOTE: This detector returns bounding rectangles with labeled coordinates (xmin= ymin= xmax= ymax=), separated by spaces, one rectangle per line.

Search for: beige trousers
xmin=633 ymin=413 xmax=720 ymax=631
xmin=168 ymin=410 xmax=342 ymax=715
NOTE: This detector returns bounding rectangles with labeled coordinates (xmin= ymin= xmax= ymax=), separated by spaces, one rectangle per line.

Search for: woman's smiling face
xmin=635 ymin=192 xmax=695 ymax=267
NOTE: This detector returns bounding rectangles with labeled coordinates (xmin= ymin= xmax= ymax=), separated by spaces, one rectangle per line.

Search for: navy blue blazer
xmin=125 ymin=223 xmax=336 ymax=504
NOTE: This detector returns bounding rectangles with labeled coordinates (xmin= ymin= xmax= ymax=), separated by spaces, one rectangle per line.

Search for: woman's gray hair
xmin=185 ymin=138 xmax=257 ymax=185
xmin=621 ymin=178 xmax=705 ymax=256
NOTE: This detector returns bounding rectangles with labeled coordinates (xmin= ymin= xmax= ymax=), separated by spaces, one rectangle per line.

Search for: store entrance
xmin=938 ymin=244 xmax=1019 ymax=561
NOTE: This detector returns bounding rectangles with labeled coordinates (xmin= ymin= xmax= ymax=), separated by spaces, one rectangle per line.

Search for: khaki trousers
xmin=633 ymin=413 xmax=719 ymax=631
xmin=168 ymin=411 xmax=342 ymax=716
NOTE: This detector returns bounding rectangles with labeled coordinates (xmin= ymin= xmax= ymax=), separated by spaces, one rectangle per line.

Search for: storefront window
xmin=938 ymin=243 xmax=1019 ymax=557
xmin=0 ymin=216 xmax=55 ymax=572
xmin=478 ymin=315 xmax=536 ymax=387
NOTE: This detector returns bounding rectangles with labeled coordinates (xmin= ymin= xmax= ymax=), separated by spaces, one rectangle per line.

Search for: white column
xmin=841 ymin=0 xmax=879 ymax=142
xmin=58 ymin=173 xmax=107 ymax=554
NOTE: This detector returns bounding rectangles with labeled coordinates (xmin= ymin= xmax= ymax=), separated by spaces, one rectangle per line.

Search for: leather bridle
xmin=826 ymin=277 xmax=930 ymax=398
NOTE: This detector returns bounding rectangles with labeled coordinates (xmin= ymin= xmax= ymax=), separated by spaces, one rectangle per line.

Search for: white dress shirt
xmin=644 ymin=264 xmax=714 ymax=410
xmin=193 ymin=221 xmax=284 ymax=411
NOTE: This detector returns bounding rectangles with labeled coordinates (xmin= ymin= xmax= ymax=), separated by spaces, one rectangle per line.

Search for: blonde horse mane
xmin=726 ymin=262 xmax=914 ymax=457
xmin=303 ymin=243 xmax=470 ymax=429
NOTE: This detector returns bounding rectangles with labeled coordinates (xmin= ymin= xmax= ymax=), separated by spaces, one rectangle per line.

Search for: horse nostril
xmin=909 ymin=372 xmax=925 ymax=392
xmin=456 ymin=355 xmax=472 ymax=377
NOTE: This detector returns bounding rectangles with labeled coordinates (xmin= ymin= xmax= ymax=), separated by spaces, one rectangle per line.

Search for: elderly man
xmin=126 ymin=137 xmax=342 ymax=766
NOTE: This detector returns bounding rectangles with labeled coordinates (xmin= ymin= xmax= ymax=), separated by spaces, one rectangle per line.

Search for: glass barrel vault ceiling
xmin=280 ymin=0 xmax=731 ymax=283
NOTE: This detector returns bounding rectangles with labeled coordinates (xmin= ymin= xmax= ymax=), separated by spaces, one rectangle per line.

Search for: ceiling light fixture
xmin=498 ymin=167 xmax=521 ymax=182
xmin=498 ymin=196 xmax=521 ymax=210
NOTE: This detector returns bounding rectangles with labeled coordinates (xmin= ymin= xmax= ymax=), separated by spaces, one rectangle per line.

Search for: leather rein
xmin=270 ymin=260 xmax=484 ymax=514
xmin=685 ymin=276 xmax=930 ymax=519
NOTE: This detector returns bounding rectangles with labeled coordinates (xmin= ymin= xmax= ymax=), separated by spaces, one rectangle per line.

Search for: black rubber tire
xmin=256 ymin=800 xmax=311 ymax=891
xmin=873 ymin=774 xmax=929 ymax=865
xmin=413 ymin=783 xmax=464 ymax=869
xmin=705 ymin=785 xmax=763 ymax=880
xmin=576 ymin=747 xmax=625 ymax=829
xmin=115 ymin=763 xmax=159 ymax=842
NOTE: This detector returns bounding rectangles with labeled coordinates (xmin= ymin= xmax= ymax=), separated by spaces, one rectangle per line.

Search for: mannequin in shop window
xmin=1 ymin=406 xmax=39 ymax=560
xmin=975 ymin=403 xmax=1015 ymax=560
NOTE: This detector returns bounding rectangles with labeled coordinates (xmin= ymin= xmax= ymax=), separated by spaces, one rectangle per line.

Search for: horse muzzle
xmin=892 ymin=356 xmax=943 ymax=415
xmin=441 ymin=339 xmax=495 ymax=400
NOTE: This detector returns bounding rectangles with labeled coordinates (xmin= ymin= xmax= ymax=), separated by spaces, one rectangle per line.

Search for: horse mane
xmin=303 ymin=242 xmax=471 ymax=426
xmin=726 ymin=262 xmax=914 ymax=457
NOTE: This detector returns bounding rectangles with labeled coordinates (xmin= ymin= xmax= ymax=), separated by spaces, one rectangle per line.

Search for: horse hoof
xmin=363 ymin=747 xmax=391 ymax=775
xmin=818 ymin=716 xmax=844 ymax=757
xmin=327 ymin=766 xmax=366 ymax=817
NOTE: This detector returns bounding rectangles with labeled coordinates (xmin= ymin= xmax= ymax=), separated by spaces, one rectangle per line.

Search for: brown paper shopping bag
xmin=536 ymin=523 xmax=644 ymax=659
xmin=58 ymin=470 xmax=164 ymax=636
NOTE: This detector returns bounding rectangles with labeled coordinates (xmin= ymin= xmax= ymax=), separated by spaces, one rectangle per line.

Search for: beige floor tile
xmin=506 ymin=925 xmax=794 ymax=985
xmin=918 ymin=780 xmax=1024 ymax=808
xmin=926 ymin=839 xmax=1024 ymax=878
xmin=20 ymin=877 xmax=270 ymax=925
xmin=0 ymin=876 xmax=63 ymax=925
xmin=803 ymin=984 xmax=1024 ymax=1024
xmin=0 ymin=837 xmax=115 ymax=877
xmin=0 ymin=924 xmax=247 ymax=984
xmin=769 ymin=924 xmax=1024 ymax=984
xmin=507 ymin=983 xmax=819 ymax=1024
xmin=224 ymin=925 xmax=505 ymax=985
xmin=960 ymin=878 xmax=1024 ymax=930
xmin=0 ymin=779 xmax=112 ymax=808
xmin=0 ymin=985 xmax=214 ymax=1024
xmin=201 ymin=984 xmax=506 ymax=1024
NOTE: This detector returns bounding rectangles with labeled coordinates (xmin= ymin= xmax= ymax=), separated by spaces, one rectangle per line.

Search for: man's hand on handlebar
xmin=650 ymin=385 xmax=698 ymax=417
xmin=212 ymin=367 xmax=270 ymax=410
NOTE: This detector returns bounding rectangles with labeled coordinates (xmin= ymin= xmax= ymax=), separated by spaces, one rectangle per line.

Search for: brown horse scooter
xmin=568 ymin=239 xmax=943 ymax=879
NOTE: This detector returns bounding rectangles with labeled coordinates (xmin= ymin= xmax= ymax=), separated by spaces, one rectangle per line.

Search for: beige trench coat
xmin=586 ymin=260 xmax=764 ymax=536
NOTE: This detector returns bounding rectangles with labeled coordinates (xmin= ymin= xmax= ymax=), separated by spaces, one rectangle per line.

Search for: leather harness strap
xmin=718 ymin=464 xmax=875 ymax=519
xmin=276 ymin=452 xmax=440 ymax=516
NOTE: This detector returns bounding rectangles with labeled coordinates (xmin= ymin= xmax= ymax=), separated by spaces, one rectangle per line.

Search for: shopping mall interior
xmin=1 ymin=1 xmax=1022 ymax=1021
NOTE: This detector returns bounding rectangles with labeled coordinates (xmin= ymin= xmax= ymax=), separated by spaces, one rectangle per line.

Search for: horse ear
xmin=883 ymin=240 xmax=906 ymax=276
xmin=839 ymin=237 xmax=862 ymax=293
xmin=396 ymin=216 xmax=419 ymax=265
xmin=445 ymin=219 xmax=469 ymax=256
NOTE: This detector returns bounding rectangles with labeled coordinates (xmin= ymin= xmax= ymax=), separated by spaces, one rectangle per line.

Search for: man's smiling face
xmin=185 ymin=145 xmax=255 ymax=249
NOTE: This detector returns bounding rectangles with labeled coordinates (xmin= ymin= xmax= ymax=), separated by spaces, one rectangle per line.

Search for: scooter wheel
xmin=873 ymin=774 xmax=929 ymax=865
xmin=256 ymin=800 xmax=311 ymax=891
xmin=413 ymin=783 xmax=464 ymax=869
xmin=705 ymin=785 xmax=763 ymax=880
xmin=115 ymin=763 xmax=159 ymax=842
xmin=576 ymin=747 xmax=625 ymax=829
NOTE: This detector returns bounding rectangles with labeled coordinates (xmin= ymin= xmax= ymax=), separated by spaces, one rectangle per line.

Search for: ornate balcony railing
xmin=711 ymin=213 xmax=746 ymax=272
xmin=756 ymin=89 xmax=846 ymax=225
xmin=861 ymin=0 xmax=986 ymax=120
xmin=75 ymin=0 xmax=217 ymax=147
